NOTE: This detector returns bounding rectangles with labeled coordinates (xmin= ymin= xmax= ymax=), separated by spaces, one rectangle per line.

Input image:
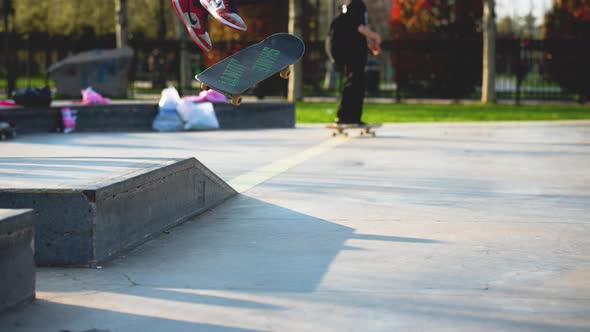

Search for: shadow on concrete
xmin=0 ymin=195 xmax=443 ymax=331
xmin=1 ymin=195 xmax=582 ymax=331
xmin=0 ymin=300 xmax=268 ymax=332
xmin=104 ymin=195 xmax=444 ymax=293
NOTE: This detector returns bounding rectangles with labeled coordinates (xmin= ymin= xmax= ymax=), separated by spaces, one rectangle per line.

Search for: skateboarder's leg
xmin=200 ymin=0 xmax=247 ymax=31
xmin=336 ymin=63 xmax=366 ymax=124
xmin=172 ymin=0 xmax=212 ymax=52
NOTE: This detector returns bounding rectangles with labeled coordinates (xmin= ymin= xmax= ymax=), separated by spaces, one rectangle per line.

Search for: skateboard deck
xmin=195 ymin=33 xmax=305 ymax=106
xmin=326 ymin=123 xmax=382 ymax=137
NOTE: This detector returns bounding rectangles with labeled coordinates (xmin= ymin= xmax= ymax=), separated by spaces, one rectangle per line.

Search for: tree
xmin=2 ymin=0 xmax=15 ymax=96
xmin=497 ymin=13 xmax=542 ymax=39
xmin=482 ymin=0 xmax=496 ymax=104
xmin=115 ymin=0 xmax=128 ymax=48
xmin=288 ymin=0 xmax=302 ymax=101
xmin=389 ymin=0 xmax=483 ymax=98
xmin=544 ymin=0 xmax=590 ymax=101
xmin=497 ymin=15 xmax=519 ymax=38
xmin=11 ymin=0 xmax=179 ymax=39
xmin=364 ymin=0 xmax=393 ymax=38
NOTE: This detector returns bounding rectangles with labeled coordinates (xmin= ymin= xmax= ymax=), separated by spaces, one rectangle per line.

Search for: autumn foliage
xmin=389 ymin=0 xmax=482 ymax=98
xmin=544 ymin=0 xmax=590 ymax=100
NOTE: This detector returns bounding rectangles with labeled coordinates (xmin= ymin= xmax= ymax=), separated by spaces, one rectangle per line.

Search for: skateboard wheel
xmin=280 ymin=68 xmax=291 ymax=79
xmin=231 ymin=95 xmax=242 ymax=106
xmin=200 ymin=83 xmax=210 ymax=91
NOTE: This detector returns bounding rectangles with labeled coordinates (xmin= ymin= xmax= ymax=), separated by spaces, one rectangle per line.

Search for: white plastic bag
xmin=158 ymin=86 xmax=181 ymax=109
xmin=176 ymin=101 xmax=220 ymax=130
xmin=152 ymin=87 xmax=184 ymax=132
xmin=152 ymin=107 xmax=184 ymax=132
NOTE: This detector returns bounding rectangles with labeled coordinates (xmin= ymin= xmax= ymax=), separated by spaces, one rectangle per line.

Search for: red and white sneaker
xmin=172 ymin=0 xmax=212 ymax=52
xmin=200 ymin=0 xmax=247 ymax=31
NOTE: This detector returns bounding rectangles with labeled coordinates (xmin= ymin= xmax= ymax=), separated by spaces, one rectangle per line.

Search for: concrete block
xmin=0 ymin=209 xmax=35 ymax=312
xmin=214 ymin=101 xmax=295 ymax=129
xmin=0 ymin=158 xmax=236 ymax=266
xmin=0 ymin=103 xmax=157 ymax=134
xmin=0 ymin=101 xmax=294 ymax=135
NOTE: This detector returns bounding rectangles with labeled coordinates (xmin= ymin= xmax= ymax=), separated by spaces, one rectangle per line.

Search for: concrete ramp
xmin=0 ymin=209 xmax=35 ymax=312
xmin=0 ymin=158 xmax=236 ymax=266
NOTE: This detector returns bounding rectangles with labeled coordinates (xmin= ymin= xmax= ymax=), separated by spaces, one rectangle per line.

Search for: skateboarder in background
xmin=331 ymin=0 xmax=381 ymax=125
xmin=172 ymin=0 xmax=247 ymax=52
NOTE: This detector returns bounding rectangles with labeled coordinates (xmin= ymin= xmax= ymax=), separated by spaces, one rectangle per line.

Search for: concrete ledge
xmin=0 ymin=158 xmax=237 ymax=266
xmin=0 ymin=209 xmax=35 ymax=312
xmin=214 ymin=101 xmax=295 ymax=129
xmin=0 ymin=103 xmax=157 ymax=134
xmin=0 ymin=101 xmax=294 ymax=134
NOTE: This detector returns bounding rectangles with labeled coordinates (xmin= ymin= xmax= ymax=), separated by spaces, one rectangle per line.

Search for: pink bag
xmin=183 ymin=89 xmax=227 ymax=103
xmin=0 ymin=100 xmax=18 ymax=107
xmin=60 ymin=108 xmax=77 ymax=134
xmin=81 ymin=87 xmax=111 ymax=105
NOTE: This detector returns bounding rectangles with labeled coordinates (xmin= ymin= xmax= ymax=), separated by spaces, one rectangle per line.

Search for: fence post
xmin=44 ymin=44 xmax=51 ymax=87
xmin=25 ymin=34 xmax=32 ymax=87
xmin=395 ymin=47 xmax=401 ymax=103
xmin=515 ymin=40 xmax=522 ymax=105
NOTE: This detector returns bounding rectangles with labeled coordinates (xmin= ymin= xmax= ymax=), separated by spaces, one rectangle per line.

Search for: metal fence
xmin=1 ymin=33 xmax=588 ymax=102
xmin=305 ymin=38 xmax=587 ymax=102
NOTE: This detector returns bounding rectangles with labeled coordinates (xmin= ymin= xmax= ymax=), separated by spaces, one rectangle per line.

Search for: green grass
xmin=296 ymin=102 xmax=590 ymax=123
xmin=0 ymin=78 xmax=54 ymax=89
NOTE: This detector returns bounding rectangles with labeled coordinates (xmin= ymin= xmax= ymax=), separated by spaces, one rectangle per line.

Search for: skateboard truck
xmin=200 ymin=67 xmax=291 ymax=106
xmin=200 ymin=82 xmax=241 ymax=106
xmin=280 ymin=68 xmax=291 ymax=79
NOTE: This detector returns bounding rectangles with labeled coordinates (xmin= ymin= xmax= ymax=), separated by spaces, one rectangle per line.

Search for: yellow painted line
xmin=228 ymin=136 xmax=348 ymax=193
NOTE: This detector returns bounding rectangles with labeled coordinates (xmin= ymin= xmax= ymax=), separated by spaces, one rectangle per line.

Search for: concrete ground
xmin=0 ymin=121 xmax=589 ymax=331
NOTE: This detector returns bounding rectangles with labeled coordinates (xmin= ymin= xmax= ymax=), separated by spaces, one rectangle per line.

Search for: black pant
xmin=337 ymin=61 xmax=367 ymax=124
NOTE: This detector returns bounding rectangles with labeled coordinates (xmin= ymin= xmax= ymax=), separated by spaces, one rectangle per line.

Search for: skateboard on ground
xmin=195 ymin=33 xmax=305 ymax=106
xmin=326 ymin=123 xmax=382 ymax=137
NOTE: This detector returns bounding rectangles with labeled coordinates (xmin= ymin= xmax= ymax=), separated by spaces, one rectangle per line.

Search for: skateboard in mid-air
xmin=326 ymin=123 xmax=382 ymax=137
xmin=195 ymin=33 xmax=305 ymax=106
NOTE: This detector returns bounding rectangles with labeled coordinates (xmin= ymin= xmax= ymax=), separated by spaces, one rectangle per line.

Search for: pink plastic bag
xmin=0 ymin=100 xmax=18 ymax=107
xmin=81 ymin=87 xmax=111 ymax=105
xmin=60 ymin=108 xmax=77 ymax=134
xmin=183 ymin=89 xmax=227 ymax=103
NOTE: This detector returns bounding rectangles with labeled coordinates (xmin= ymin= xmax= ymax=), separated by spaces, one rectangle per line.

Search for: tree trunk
xmin=115 ymin=0 xmax=128 ymax=48
xmin=482 ymin=0 xmax=496 ymax=103
xmin=176 ymin=19 xmax=193 ymax=95
xmin=288 ymin=0 xmax=303 ymax=101
xmin=158 ymin=0 xmax=166 ymax=40
xmin=323 ymin=0 xmax=337 ymax=91
xmin=3 ymin=0 xmax=16 ymax=97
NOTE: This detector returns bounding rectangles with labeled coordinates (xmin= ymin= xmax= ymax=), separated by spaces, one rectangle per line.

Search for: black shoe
xmin=335 ymin=118 xmax=357 ymax=125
